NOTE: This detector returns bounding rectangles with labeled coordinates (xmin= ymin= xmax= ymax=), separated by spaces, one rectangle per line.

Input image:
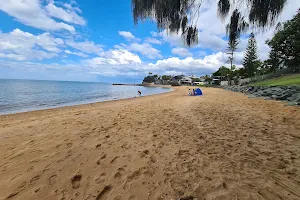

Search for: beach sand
xmin=1 ymin=87 xmax=300 ymax=200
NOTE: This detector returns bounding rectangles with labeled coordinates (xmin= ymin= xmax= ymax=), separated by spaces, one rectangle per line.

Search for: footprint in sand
xmin=95 ymin=154 xmax=107 ymax=167
xmin=29 ymin=175 xmax=40 ymax=186
xmin=67 ymin=142 xmax=73 ymax=148
xmin=71 ymin=174 xmax=82 ymax=189
xmin=112 ymin=168 xmax=125 ymax=185
xmin=95 ymin=185 xmax=112 ymax=200
xmin=43 ymin=164 xmax=51 ymax=172
xmin=128 ymin=195 xmax=137 ymax=200
xmin=147 ymin=155 xmax=157 ymax=165
xmin=140 ymin=150 xmax=149 ymax=158
xmin=95 ymin=173 xmax=106 ymax=184
xmin=123 ymin=169 xmax=143 ymax=190
xmin=49 ymin=174 xmax=57 ymax=185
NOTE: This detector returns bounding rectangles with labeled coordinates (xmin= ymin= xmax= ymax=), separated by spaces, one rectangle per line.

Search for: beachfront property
xmin=179 ymin=76 xmax=193 ymax=85
xmin=143 ymin=74 xmax=206 ymax=86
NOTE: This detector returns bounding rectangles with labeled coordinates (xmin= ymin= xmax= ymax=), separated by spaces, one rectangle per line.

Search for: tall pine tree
xmin=243 ymin=33 xmax=258 ymax=77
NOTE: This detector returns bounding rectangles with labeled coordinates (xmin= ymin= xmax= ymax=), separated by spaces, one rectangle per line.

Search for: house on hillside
xmin=180 ymin=77 xmax=193 ymax=85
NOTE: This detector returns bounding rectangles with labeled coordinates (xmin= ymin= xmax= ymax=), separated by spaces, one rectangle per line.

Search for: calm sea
xmin=0 ymin=79 xmax=172 ymax=115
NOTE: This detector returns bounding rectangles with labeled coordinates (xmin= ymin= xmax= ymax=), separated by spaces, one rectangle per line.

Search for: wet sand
xmin=1 ymin=87 xmax=300 ymax=200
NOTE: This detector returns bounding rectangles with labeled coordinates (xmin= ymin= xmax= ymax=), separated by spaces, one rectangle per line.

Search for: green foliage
xmin=226 ymin=13 xmax=240 ymax=72
xmin=174 ymin=75 xmax=185 ymax=80
xmin=161 ymin=75 xmax=172 ymax=81
xmin=226 ymin=9 xmax=248 ymax=48
xmin=213 ymin=66 xmax=231 ymax=77
xmin=132 ymin=0 xmax=286 ymax=46
xmin=226 ymin=27 xmax=239 ymax=84
xmin=204 ymin=75 xmax=212 ymax=84
xmin=265 ymin=50 xmax=282 ymax=73
xmin=143 ymin=75 xmax=157 ymax=83
xmin=243 ymin=33 xmax=259 ymax=77
xmin=267 ymin=10 xmax=300 ymax=72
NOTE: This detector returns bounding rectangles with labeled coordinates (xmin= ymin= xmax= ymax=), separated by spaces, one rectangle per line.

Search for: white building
xmin=180 ymin=77 xmax=193 ymax=85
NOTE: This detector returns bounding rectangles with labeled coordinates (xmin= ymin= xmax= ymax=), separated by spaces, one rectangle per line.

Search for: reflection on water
xmin=0 ymin=79 xmax=172 ymax=115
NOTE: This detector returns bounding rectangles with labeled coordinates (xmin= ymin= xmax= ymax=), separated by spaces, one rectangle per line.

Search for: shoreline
xmin=1 ymin=87 xmax=300 ymax=200
xmin=0 ymin=85 xmax=173 ymax=117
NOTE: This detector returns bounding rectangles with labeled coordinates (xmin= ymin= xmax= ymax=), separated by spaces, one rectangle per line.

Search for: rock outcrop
xmin=219 ymin=85 xmax=300 ymax=105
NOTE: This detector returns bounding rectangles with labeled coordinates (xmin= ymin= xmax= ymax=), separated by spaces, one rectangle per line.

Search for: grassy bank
xmin=251 ymin=74 xmax=300 ymax=86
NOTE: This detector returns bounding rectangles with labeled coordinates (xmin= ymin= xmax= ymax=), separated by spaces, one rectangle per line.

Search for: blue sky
xmin=0 ymin=0 xmax=299 ymax=83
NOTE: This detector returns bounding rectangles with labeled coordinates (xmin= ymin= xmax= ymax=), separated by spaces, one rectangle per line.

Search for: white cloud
xmin=0 ymin=0 xmax=76 ymax=32
xmin=150 ymin=31 xmax=158 ymax=37
xmin=126 ymin=43 xmax=162 ymax=59
xmin=159 ymin=30 xmax=183 ymax=46
xmin=171 ymin=47 xmax=192 ymax=57
xmin=79 ymin=49 xmax=146 ymax=77
xmin=66 ymin=40 xmax=103 ymax=55
xmin=64 ymin=50 xmax=89 ymax=58
xmin=0 ymin=29 xmax=62 ymax=60
xmin=193 ymin=1 xmax=228 ymax=36
xmin=45 ymin=2 xmax=86 ymax=25
xmin=0 ymin=53 xmax=26 ymax=61
xmin=84 ymin=49 xmax=142 ymax=67
xmin=197 ymin=31 xmax=227 ymax=51
xmin=0 ymin=50 xmax=56 ymax=61
xmin=145 ymin=37 xmax=162 ymax=44
xmin=148 ymin=52 xmax=244 ymax=75
xmin=118 ymin=31 xmax=135 ymax=40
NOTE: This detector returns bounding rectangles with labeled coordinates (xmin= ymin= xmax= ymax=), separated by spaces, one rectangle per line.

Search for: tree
xmin=227 ymin=37 xmax=239 ymax=71
xmin=226 ymin=13 xmax=240 ymax=85
xmin=161 ymin=75 xmax=172 ymax=80
xmin=226 ymin=9 xmax=248 ymax=51
xmin=265 ymin=50 xmax=282 ymax=73
xmin=254 ymin=60 xmax=265 ymax=75
xmin=213 ymin=66 xmax=231 ymax=79
xmin=143 ymin=75 xmax=156 ymax=83
xmin=132 ymin=0 xmax=287 ymax=46
xmin=204 ymin=75 xmax=212 ymax=84
xmin=242 ymin=33 xmax=259 ymax=77
xmin=233 ymin=67 xmax=246 ymax=78
xmin=267 ymin=10 xmax=300 ymax=73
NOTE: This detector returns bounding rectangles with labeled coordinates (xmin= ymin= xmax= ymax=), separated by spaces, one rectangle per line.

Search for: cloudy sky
xmin=0 ymin=0 xmax=299 ymax=83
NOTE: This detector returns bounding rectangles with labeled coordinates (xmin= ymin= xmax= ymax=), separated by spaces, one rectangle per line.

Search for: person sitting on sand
xmin=188 ymin=89 xmax=192 ymax=96
xmin=192 ymin=89 xmax=195 ymax=96
xmin=138 ymin=90 xmax=142 ymax=97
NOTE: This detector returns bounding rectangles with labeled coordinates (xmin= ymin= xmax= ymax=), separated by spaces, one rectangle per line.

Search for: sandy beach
xmin=1 ymin=86 xmax=300 ymax=200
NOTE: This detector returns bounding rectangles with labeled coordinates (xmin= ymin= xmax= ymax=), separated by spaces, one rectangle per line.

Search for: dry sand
xmin=1 ymin=87 xmax=300 ymax=200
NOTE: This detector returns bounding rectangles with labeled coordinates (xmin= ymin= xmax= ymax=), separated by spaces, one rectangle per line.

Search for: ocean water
xmin=0 ymin=79 xmax=172 ymax=115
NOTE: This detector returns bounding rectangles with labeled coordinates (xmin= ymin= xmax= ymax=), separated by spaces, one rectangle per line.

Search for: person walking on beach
xmin=138 ymin=90 xmax=142 ymax=97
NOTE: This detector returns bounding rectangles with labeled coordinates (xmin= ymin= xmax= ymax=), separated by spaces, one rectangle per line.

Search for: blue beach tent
xmin=194 ymin=88 xmax=203 ymax=96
